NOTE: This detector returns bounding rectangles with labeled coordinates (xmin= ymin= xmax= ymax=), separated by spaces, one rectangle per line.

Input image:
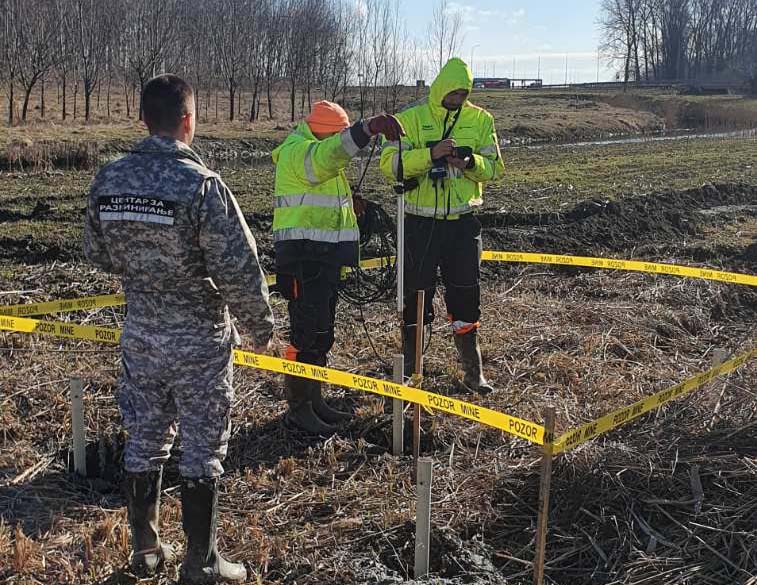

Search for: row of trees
xmin=600 ymin=0 xmax=757 ymax=83
xmin=0 ymin=0 xmax=465 ymax=126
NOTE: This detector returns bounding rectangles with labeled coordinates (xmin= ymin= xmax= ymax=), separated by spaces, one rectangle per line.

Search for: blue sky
xmin=400 ymin=0 xmax=616 ymax=84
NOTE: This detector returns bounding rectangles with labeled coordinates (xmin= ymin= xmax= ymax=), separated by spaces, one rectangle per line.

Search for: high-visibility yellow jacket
xmin=272 ymin=121 xmax=369 ymax=268
xmin=380 ymin=58 xmax=504 ymax=219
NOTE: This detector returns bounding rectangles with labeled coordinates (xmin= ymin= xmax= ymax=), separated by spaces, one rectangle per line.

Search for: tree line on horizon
xmin=600 ymin=0 xmax=757 ymax=85
xmin=0 ymin=0 xmax=465 ymax=126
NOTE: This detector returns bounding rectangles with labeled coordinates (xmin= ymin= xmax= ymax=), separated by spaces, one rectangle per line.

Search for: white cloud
xmin=447 ymin=2 xmax=526 ymax=27
xmin=507 ymin=8 xmax=526 ymax=25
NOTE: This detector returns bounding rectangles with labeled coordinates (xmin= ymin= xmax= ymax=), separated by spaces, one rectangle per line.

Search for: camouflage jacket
xmin=84 ymin=135 xmax=274 ymax=347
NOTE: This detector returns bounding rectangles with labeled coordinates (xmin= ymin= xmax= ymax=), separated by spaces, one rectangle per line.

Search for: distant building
xmin=473 ymin=78 xmax=511 ymax=89
xmin=474 ymin=77 xmax=543 ymax=89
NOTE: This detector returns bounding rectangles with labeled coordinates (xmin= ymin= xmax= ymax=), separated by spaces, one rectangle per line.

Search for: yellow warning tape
xmin=2 ymin=313 xmax=753 ymax=452
xmin=0 ymin=293 xmax=126 ymax=317
xmin=355 ymin=256 xmax=396 ymax=271
xmin=0 ymin=314 xmax=545 ymax=445
xmin=5 ymin=251 xmax=750 ymax=318
xmin=553 ymin=349 xmax=757 ymax=454
xmin=269 ymin=256 xmax=396 ymax=286
xmin=351 ymin=252 xmax=757 ymax=287
xmin=0 ymin=314 xmax=122 ymax=344
xmin=482 ymin=251 xmax=757 ymax=287
xmin=233 ymin=350 xmax=544 ymax=443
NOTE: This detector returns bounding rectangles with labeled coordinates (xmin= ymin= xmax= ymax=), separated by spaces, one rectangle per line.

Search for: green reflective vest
xmin=380 ymin=58 xmax=504 ymax=219
xmin=272 ymin=122 xmax=362 ymax=266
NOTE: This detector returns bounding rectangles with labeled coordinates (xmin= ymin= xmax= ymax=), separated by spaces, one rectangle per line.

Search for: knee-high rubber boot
xmin=453 ymin=330 xmax=494 ymax=395
xmin=284 ymin=375 xmax=337 ymax=435
xmin=125 ymin=469 xmax=175 ymax=576
xmin=179 ymin=478 xmax=247 ymax=584
xmin=309 ymin=380 xmax=351 ymax=425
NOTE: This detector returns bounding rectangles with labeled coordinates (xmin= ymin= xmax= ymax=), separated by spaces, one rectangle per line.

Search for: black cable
xmin=338 ymin=136 xmax=397 ymax=306
xmin=335 ymin=133 xmax=407 ymax=366
xmin=357 ymin=303 xmax=392 ymax=370
xmin=353 ymin=137 xmax=378 ymax=197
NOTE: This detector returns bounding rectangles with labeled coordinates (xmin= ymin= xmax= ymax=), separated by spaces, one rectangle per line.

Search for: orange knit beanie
xmin=306 ymin=101 xmax=350 ymax=134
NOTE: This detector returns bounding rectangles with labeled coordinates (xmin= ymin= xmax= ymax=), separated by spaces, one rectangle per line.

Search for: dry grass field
xmin=1 ymin=87 xmax=756 ymax=584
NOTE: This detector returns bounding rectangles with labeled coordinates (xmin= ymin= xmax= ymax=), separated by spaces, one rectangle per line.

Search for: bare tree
xmin=122 ymin=0 xmax=180 ymax=120
xmin=71 ymin=0 xmax=112 ymax=121
xmin=320 ymin=1 xmax=354 ymax=102
xmin=383 ymin=1 xmax=411 ymax=112
xmin=0 ymin=0 xmax=22 ymax=124
xmin=261 ymin=1 xmax=285 ymax=120
xmin=600 ymin=0 xmax=757 ymax=83
xmin=244 ymin=0 xmax=270 ymax=121
xmin=599 ymin=0 xmax=643 ymax=85
xmin=51 ymin=0 xmax=77 ymax=120
xmin=12 ymin=0 xmax=62 ymax=120
xmin=410 ymin=37 xmax=427 ymax=95
xmin=427 ymin=0 xmax=464 ymax=75
xmin=205 ymin=0 xmax=251 ymax=121
xmin=2 ymin=0 xmax=530 ymax=126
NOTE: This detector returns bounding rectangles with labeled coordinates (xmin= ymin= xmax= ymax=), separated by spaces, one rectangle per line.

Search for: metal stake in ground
xmin=533 ymin=406 xmax=556 ymax=585
xmin=394 ymin=143 xmax=406 ymax=460
xmin=396 ymin=184 xmax=405 ymax=322
xmin=413 ymin=290 xmax=425 ymax=477
xmin=393 ymin=354 xmax=405 ymax=456
xmin=70 ymin=377 xmax=86 ymax=476
xmin=415 ymin=457 xmax=433 ymax=579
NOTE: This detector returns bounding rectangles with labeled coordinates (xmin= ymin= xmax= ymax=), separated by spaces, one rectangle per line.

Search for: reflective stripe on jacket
xmin=272 ymin=121 xmax=369 ymax=267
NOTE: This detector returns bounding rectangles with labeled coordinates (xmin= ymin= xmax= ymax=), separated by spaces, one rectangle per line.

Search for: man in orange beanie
xmin=271 ymin=101 xmax=403 ymax=434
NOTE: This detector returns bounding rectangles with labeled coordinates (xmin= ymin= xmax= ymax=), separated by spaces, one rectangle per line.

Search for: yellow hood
xmin=429 ymin=58 xmax=473 ymax=118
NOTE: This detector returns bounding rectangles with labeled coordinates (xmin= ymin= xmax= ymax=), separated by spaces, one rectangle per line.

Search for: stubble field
xmin=1 ymin=89 xmax=756 ymax=584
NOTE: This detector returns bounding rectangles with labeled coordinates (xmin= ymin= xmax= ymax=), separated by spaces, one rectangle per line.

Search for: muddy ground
xmin=0 ymin=130 xmax=756 ymax=585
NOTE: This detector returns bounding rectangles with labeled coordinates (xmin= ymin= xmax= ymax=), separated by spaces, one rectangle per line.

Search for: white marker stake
xmin=415 ymin=456 xmax=433 ymax=579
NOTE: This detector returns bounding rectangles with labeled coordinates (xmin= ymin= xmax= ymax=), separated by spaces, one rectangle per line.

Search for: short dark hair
xmin=142 ymin=74 xmax=194 ymax=133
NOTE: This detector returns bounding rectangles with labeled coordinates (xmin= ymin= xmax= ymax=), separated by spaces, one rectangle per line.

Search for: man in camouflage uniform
xmin=84 ymin=74 xmax=273 ymax=584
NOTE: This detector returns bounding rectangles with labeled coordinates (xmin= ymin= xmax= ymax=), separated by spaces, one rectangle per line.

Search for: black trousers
xmin=403 ymin=214 xmax=482 ymax=328
xmin=277 ymin=262 xmax=341 ymax=367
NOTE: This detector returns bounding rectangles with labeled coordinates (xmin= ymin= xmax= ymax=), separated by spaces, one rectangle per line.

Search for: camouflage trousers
xmin=117 ymin=331 xmax=234 ymax=478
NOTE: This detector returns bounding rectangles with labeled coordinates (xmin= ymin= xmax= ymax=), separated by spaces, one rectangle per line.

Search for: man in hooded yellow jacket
xmin=272 ymin=101 xmax=403 ymax=433
xmin=380 ymin=58 xmax=504 ymax=394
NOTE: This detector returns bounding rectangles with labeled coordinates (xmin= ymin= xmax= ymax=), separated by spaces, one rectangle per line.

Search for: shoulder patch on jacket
xmin=98 ymin=195 xmax=176 ymax=225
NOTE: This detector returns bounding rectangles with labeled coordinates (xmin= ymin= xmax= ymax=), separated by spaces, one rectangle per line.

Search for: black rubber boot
xmin=179 ymin=478 xmax=247 ymax=584
xmin=454 ymin=330 xmax=494 ymax=395
xmin=124 ymin=469 xmax=175 ymax=576
xmin=309 ymin=380 xmax=351 ymax=425
xmin=284 ymin=375 xmax=337 ymax=435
